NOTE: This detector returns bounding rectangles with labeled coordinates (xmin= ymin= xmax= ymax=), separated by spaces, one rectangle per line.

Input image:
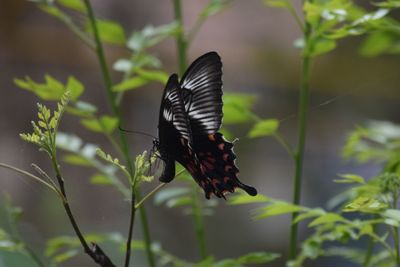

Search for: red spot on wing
xmin=223 ymin=153 xmax=229 ymax=161
xmin=218 ymin=143 xmax=225 ymax=150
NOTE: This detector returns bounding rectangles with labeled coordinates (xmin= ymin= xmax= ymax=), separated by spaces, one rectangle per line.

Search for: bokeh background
xmin=1 ymin=1 xmax=400 ymax=266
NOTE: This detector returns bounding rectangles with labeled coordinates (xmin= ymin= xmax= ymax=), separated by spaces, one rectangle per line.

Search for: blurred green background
xmin=1 ymin=0 xmax=400 ymax=266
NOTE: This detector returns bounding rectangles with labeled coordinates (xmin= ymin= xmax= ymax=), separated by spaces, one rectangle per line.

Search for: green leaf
xmin=343 ymin=196 xmax=387 ymax=213
xmin=66 ymin=76 xmax=84 ymax=101
xmin=254 ymin=201 xmax=304 ymax=220
xmin=310 ymin=38 xmax=336 ymax=57
xmin=66 ymin=100 xmax=97 ymax=117
xmin=294 ymin=208 xmax=326 ymax=223
xmin=223 ymin=93 xmax=257 ymax=124
xmin=113 ymin=76 xmax=149 ymax=92
xmin=383 ymin=209 xmax=400 ymax=227
xmin=96 ymin=148 xmax=130 ymax=178
xmin=334 ymin=174 xmax=366 ymax=184
xmin=359 ymin=31 xmax=395 ymax=57
xmin=228 ymin=192 xmax=269 ymax=205
xmin=81 ymin=115 xmax=118 ymax=134
xmin=308 ymin=213 xmax=347 ymax=227
xmin=63 ymin=154 xmax=92 ymax=166
xmin=86 ymin=19 xmax=126 ymax=45
xmin=136 ymin=69 xmax=169 ymax=83
xmin=57 ymin=0 xmax=85 ymax=12
xmin=154 ymin=187 xmax=191 ymax=205
xmin=127 ymin=22 xmax=179 ymax=52
xmin=237 ymin=252 xmax=280 ymax=264
xmin=90 ymin=173 xmax=113 ymax=185
xmin=248 ymin=119 xmax=279 ymax=138
xmin=200 ymin=0 xmax=231 ymax=19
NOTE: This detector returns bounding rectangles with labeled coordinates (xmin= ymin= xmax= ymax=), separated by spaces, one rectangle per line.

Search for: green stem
xmin=363 ymin=225 xmax=375 ymax=267
xmin=83 ymin=1 xmax=155 ymax=266
xmin=191 ymin=187 xmax=208 ymax=259
xmin=172 ymin=0 xmax=208 ymax=259
xmin=137 ymin=190 xmax=157 ymax=267
xmin=288 ymin=21 xmax=312 ymax=260
xmin=173 ymin=0 xmax=187 ymax=76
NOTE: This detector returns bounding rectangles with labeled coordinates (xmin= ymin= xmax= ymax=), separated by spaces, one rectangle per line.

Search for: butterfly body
xmin=156 ymin=52 xmax=257 ymax=199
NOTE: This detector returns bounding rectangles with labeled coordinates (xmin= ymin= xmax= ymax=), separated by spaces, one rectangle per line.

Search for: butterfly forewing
xmin=159 ymin=74 xmax=192 ymax=143
xmin=181 ymin=52 xmax=223 ymax=135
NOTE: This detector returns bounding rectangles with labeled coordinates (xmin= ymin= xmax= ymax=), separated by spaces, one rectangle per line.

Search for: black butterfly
xmin=154 ymin=51 xmax=257 ymax=199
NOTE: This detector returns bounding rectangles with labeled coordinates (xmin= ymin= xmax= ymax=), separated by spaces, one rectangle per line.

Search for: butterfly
xmin=154 ymin=51 xmax=257 ymax=199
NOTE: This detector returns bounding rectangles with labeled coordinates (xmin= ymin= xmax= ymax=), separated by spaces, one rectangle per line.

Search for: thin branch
xmin=0 ymin=163 xmax=58 ymax=193
xmin=135 ymin=183 xmax=167 ymax=209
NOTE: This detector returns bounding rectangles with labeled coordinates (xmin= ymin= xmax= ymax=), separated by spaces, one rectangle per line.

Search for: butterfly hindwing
xmin=181 ymin=51 xmax=223 ymax=135
xmin=193 ymin=133 xmax=257 ymax=198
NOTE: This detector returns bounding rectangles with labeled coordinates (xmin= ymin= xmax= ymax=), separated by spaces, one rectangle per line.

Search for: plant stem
xmin=173 ymin=0 xmax=187 ymax=77
xmin=191 ymin=187 xmax=208 ymax=259
xmin=49 ymin=150 xmax=115 ymax=266
xmin=124 ymin=189 xmax=136 ymax=267
xmin=288 ymin=20 xmax=312 ymax=259
xmin=0 ymin=163 xmax=58 ymax=194
xmin=172 ymin=0 xmax=209 ymax=259
xmin=137 ymin=190 xmax=157 ymax=267
xmin=83 ymin=1 xmax=155 ymax=266
xmin=135 ymin=183 xmax=167 ymax=209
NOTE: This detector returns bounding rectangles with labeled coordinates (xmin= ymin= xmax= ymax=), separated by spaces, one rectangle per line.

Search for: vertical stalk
xmin=191 ymin=188 xmax=209 ymax=259
xmin=137 ymin=190 xmax=157 ymax=267
xmin=173 ymin=0 xmax=187 ymax=76
xmin=83 ymin=1 xmax=156 ymax=266
xmin=172 ymin=0 xmax=208 ymax=259
xmin=288 ymin=20 xmax=312 ymax=259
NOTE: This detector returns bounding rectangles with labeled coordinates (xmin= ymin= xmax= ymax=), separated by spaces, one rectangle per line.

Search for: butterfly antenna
xmin=118 ymin=126 xmax=157 ymax=139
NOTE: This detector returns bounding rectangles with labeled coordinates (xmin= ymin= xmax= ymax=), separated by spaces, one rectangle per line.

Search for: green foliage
xmin=85 ymin=18 xmax=126 ymax=45
xmin=223 ymin=93 xmax=257 ymax=124
xmin=248 ymin=119 xmax=279 ymax=138
xmin=80 ymin=115 xmax=119 ymax=134
xmin=14 ymin=75 xmax=82 ymax=101
xmin=20 ymin=91 xmax=69 ymax=157
xmin=57 ymin=0 xmax=85 ymax=12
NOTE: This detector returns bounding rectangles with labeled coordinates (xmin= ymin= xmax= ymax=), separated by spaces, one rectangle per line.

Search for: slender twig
xmin=125 ymin=188 xmax=137 ymax=267
xmin=82 ymin=1 xmax=156 ymax=266
xmin=0 ymin=163 xmax=58 ymax=193
xmin=288 ymin=16 xmax=313 ymax=259
xmin=135 ymin=183 xmax=167 ymax=209
xmin=49 ymin=149 xmax=115 ymax=266
xmin=135 ymin=169 xmax=187 ymax=209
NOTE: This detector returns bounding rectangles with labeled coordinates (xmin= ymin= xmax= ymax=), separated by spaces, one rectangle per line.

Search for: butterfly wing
xmin=179 ymin=52 xmax=257 ymax=198
xmin=193 ymin=133 xmax=257 ymax=199
xmin=180 ymin=51 xmax=223 ymax=135
xmin=158 ymin=74 xmax=194 ymax=182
